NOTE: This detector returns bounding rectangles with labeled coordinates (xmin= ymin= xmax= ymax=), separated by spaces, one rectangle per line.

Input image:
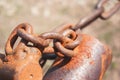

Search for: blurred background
xmin=0 ymin=0 xmax=120 ymax=80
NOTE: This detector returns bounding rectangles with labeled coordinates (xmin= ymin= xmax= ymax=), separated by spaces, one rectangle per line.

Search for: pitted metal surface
xmin=43 ymin=34 xmax=112 ymax=80
xmin=0 ymin=43 xmax=42 ymax=80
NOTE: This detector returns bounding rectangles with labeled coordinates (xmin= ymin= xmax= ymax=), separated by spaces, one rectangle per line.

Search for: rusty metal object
xmin=1 ymin=0 xmax=119 ymax=79
xmin=41 ymin=24 xmax=81 ymax=58
xmin=40 ymin=32 xmax=75 ymax=57
xmin=62 ymin=29 xmax=76 ymax=40
xmin=40 ymin=32 xmax=73 ymax=44
xmin=51 ymin=25 xmax=82 ymax=58
xmin=96 ymin=0 xmax=120 ymax=19
xmin=0 ymin=44 xmax=43 ymax=80
xmin=43 ymin=34 xmax=112 ymax=80
xmin=72 ymin=8 xmax=104 ymax=30
xmin=17 ymin=28 xmax=50 ymax=47
xmin=63 ymin=29 xmax=82 ymax=49
xmin=54 ymin=33 xmax=82 ymax=57
xmin=55 ymin=42 xmax=77 ymax=57
xmin=71 ymin=0 xmax=120 ymax=30
xmin=5 ymin=23 xmax=33 ymax=55
xmin=42 ymin=46 xmax=56 ymax=60
xmin=0 ymin=24 xmax=43 ymax=80
xmin=52 ymin=23 xmax=82 ymax=50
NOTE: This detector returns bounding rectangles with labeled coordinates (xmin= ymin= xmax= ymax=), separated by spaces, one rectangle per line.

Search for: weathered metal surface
xmin=0 ymin=43 xmax=42 ymax=80
xmin=5 ymin=23 xmax=33 ymax=55
xmin=43 ymin=34 xmax=112 ymax=80
xmin=0 ymin=23 xmax=43 ymax=80
xmin=0 ymin=0 xmax=119 ymax=79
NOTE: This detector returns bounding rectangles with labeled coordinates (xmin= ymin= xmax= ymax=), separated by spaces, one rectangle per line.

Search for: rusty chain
xmin=72 ymin=0 xmax=120 ymax=30
xmin=5 ymin=0 xmax=120 ymax=58
xmin=0 ymin=0 xmax=119 ymax=79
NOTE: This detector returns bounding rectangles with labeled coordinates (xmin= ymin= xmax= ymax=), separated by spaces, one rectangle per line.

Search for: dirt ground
xmin=0 ymin=0 xmax=120 ymax=80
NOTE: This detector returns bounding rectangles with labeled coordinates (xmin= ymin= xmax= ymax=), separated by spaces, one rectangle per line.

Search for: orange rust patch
xmin=90 ymin=60 xmax=95 ymax=65
xmin=99 ymin=45 xmax=112 ymax=80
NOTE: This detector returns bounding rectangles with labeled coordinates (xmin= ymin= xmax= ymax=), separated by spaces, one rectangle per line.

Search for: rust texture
xmin=0 ymin=0 xmax=119 ymax=80
xmin=0 ymin=43 xmax=42 ymax=80
xmin=43 ymin=34 xmax=112 ymax=80
xmin=0 ymin=23 xmax=43 ymax=80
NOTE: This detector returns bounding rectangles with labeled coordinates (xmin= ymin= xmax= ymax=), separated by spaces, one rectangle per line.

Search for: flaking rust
xmin=43 ymin=34 xmax=112 ymax=80
xmin=0 ymin=42 xmax=43 ymax=80
xmin=0 ymin=23 xmax=43 ymax=80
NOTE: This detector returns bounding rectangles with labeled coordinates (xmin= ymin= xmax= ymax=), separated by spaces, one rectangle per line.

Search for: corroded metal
xmin=0 ymin=23 xmax=43 ymax=80
xmin=96 ymin=0 xmax=120 ymax=19
xmin=5 ymin=23 xmax=33 ymax=55
xmin=0 ymin=43 xmax=43 ymax=80
xmin=0 ymin=0 xmax=119 ymax=79
xmin=72 ymin=0 xmax=120 ymax=30
xmin=17 ymin=28 xmax=50 ymax=47
xmin=43 ymin=34 xmax=112 ymax=80
xmin=72 ymin=8 xmax=104 ymax=30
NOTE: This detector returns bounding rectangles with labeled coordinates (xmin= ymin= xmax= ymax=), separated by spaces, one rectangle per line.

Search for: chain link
xmin=5 ymin=23 xmax=33 ymax=55
xmin=71 ymin=0 xmax=120 ymax=30
xmin=96 ymin=0 xmax=120 ymax=19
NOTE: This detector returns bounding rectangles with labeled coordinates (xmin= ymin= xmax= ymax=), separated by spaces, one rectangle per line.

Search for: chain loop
xmin=71 ymin=8 xmax=104 ymax=30
xmin=17 ymin=28 xmax=50 ymax=47
xmin=64 ymin=29 xmax=82 ymax=49
xmin=5 ymin=23 xmax=33 ymax=55
xmin=40 ymin=32 xmax=72 ymax=44
xmin=54 ymin=42 xmax=77 ymax=57
xmin=96 ymin=0 xmax=120 ymax=19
